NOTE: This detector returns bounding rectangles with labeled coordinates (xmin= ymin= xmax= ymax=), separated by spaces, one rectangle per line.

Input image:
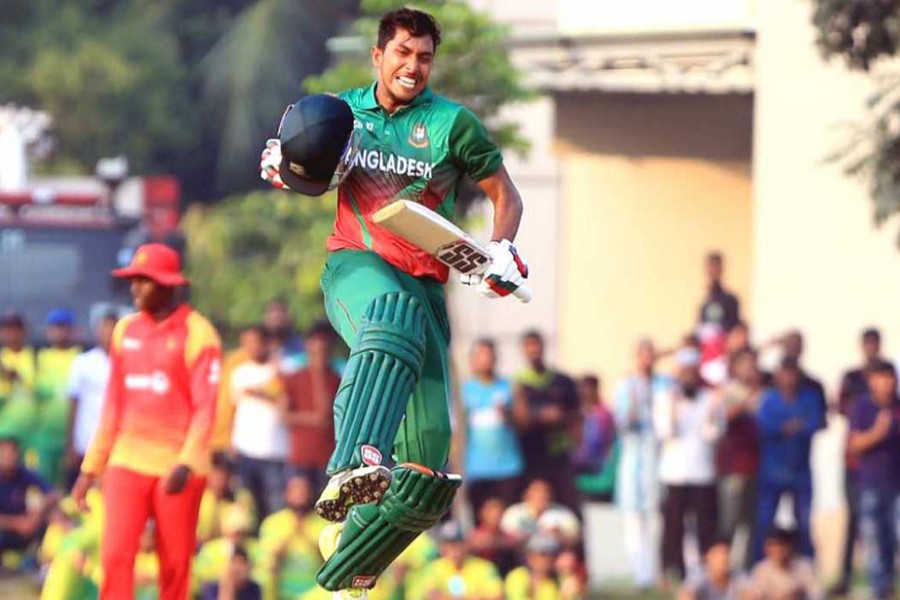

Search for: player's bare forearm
xmin=478 ymin=165 xmax=522 ymax=242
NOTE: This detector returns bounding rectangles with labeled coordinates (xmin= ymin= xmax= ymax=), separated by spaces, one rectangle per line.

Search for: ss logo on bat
xmin=437 ymin=241 xmax=489 ymax=274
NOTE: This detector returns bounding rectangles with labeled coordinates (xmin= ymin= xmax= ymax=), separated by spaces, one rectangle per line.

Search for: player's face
xmin=372 ymin=29 xmax=434 ymax=106
xmin=130 ymin=276 xmax=172 ymax=313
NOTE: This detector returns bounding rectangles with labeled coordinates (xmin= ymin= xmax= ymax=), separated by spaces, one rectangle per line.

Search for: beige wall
xmin=555 ymin=93 xmax=754 ymax=384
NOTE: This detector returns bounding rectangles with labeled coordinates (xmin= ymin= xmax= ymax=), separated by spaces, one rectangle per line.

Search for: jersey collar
xmin=362 ymin=81 xmax=434 ymax=113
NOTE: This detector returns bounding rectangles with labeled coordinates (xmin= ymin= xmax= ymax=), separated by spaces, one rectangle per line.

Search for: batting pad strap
xmin=328 ymin=292 xmax=426 ymax=474
xmin=316 ymin=466 xmax=462 ymax=591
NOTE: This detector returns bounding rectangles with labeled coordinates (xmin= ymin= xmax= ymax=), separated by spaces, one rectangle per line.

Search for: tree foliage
xmin=182 ymin=191 xmax=336 ymax=329
xmin=812 ymin=0 xmax=900 ymax=244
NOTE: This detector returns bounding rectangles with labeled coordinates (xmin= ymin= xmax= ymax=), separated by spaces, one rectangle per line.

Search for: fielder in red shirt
xmin=72 ymin=243 xmax=222 ymax=600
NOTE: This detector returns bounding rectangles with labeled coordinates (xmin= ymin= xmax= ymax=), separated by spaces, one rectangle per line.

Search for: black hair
xmin=377 ymin=8 xmax=442 ymax=50
xmin=232 ymin=545 xmax=250 ymax=562
xmin=868 ymin=360 xmax=897 ymax=378
xmin=862 ymin=327 xmax=882 ymax=342
xmin=580 ymin=374 xmax=600 ymax=389
xmin=0 ymin=437 xmax=19 ymax=449
xmin=765 ymin=527 xmax=796 ymax=546
xmin=307 ymin=319 xmax=335 ymax=340
xmin=472 ymin=337 xmax=496 ymax=352
xmin=521 ymin=329 xmax=544 ymax=344
xmin=243 ymin=324 xmax=270 ymax=341
xmin=706 ymin=251 xmax=723 ymax=263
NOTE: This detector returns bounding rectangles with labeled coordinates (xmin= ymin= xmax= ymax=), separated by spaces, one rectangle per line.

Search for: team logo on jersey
xmin=409 ymin=123 xmax=429 ymax=148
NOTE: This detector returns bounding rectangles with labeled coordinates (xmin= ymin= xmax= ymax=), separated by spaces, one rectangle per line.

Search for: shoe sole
xmin=316 ymin=466 xmax=391 ymax=522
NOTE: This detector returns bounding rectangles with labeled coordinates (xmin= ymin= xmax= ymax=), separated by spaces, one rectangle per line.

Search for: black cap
xmin=0 ymin=311 xmax=25 ymax=329
xmin=278 ymin=94 xmax=355 ymax=196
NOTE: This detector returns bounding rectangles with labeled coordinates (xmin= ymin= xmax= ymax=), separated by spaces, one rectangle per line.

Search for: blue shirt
xmin=0 ymin=466 xmax=51 ymax=515
xmin=849 ymin=394 xmax=900 ymax=488
xmin=462 ymin=377 xmax=524 ymax=481
xmin=757 ymin=387 xmax=824 ymax=485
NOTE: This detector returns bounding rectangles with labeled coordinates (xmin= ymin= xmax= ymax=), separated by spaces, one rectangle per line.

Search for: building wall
xmin=555 ymin=93 xmax=754 ymax=383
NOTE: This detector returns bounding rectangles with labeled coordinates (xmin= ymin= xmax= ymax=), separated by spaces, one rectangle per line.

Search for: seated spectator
xmin=555 ymin=549 xmax=587 ymax=600
xmin=847 ymin=362 xmax=900 ymax=600
xmin=193 ymin=505 xmax=261 ymax=594
xmin=746 ymin=528 xmax=821 ymax=600
xmin=678 ymin=541 xmax=747 ymax=600
xmin=572 ymin=374 xmax=615 ymax=479
xmin=258 ymin=475 xmax=325 ymax=598
xmin=197 ymin=453 xmax=257 ymax=545
xmin=0 ymin=437 xmax=56 ymax=563
xmin=407 ymin=521 xmax=503 ymax=600
xmin=201 ymin=546 xmax=263 ymax=600
xmin=501 ymin=479 xmax=581 ymax=548
xmin=467 ymin=497 xmax=519 ymax=575
xmin=754 ymin=358 xmax=823 ymax=561
xmin=504 ymin=534 xmax=564 ymax=600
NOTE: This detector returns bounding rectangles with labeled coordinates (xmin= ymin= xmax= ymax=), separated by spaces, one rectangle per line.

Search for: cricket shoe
xmin=315 ymin=465 xmax=391 ymax=522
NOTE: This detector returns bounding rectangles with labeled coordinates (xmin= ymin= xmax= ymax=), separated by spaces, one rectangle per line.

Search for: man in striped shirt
xmin=72 ymin=243 xmax=222 ymax=600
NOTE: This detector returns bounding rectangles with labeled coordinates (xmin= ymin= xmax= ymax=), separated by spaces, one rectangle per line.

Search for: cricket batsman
xmin=71 ymin=243 xmax=222 ymax=599
xmin=260 ymin=7 xmax=529 ymax=599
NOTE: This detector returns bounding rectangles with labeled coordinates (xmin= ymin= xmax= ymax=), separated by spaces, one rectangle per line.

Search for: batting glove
xmin=260 ymin=139 xmax=289 ymax=190
xmin=475 ymin=239 xmax=529 ymax=299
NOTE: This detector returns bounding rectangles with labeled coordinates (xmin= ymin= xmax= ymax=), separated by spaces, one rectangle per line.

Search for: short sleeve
xmin=449 ymin=108 xmax=503 ymax=182
xmin=67 ymin=354 xmax=84 ymax=399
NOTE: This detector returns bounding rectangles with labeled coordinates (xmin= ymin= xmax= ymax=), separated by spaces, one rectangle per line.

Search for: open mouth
xmin=396 ymin=75 xmax=417 ymax=90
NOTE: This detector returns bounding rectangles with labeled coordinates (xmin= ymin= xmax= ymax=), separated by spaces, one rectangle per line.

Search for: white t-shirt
xmin=653 ymin=387 xmax=723 ymax=485
xmin=230 ymin=361 xmax=288 ymax=460
xmin=67 ymin=347 xmax=111 ymax=455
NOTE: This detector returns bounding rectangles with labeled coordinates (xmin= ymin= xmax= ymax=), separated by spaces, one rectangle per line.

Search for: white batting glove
xmin=260 ymin=139 xmax=289 ymax=190
xmin=475 ymin=239 xmax=529 ymax=299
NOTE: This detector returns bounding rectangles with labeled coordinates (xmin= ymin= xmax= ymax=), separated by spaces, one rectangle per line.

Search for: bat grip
xmin=513 ymin=284 xmax=533 ymax=303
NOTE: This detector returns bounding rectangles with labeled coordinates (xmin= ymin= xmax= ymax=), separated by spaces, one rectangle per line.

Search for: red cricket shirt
xmin=81 ymin=304 xmax=222 ymax=477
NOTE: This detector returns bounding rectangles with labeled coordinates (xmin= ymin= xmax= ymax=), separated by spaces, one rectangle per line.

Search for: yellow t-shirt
xmin=407 ymin=556 xmax=503 ymax=600
xmin=211 ymin=348 xmax=249 ymax=451
xmin=504 ymin=566 xmax=563 ymax=600
xmin=0 ymin=346 xmax=36 ymax=396
xmin=196 ymin=488 xmax=257 ymax=543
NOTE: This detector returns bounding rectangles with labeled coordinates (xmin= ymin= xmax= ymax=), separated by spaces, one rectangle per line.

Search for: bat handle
xmin=513 ymin=284 xmax=533 ymax=303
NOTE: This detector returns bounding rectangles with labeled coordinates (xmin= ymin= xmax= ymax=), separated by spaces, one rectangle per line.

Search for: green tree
xmin=812 ymin=0 xmax=900 ymax=242
xmin=182 ymin=191 xmax=335 ymax=329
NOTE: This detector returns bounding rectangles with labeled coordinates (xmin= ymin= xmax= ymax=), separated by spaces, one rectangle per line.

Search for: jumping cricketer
xmin=260 ymin=8 xmax=529 ymax=598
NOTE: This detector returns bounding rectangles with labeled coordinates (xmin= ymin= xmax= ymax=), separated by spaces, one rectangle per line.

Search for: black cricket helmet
xmin=277 ymin=94 xmax=357 ymax=196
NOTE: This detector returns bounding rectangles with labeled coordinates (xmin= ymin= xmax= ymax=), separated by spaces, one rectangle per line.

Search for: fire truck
xmin=0 ymin=176 xmax=184 ymax=341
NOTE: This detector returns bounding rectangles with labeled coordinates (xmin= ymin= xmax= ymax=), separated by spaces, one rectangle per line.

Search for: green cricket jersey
xmin=329 ymin=82 xmax=503 ymax=283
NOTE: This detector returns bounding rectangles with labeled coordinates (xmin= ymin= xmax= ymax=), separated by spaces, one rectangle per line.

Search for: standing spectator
xmin=34 ymin=308 xmax=82 ymax=485
xmin=847 ymin=362 xmax=900 ymax=600
xmin=281 ymin=323 xmax=339 ymax=495
xmin=65 ymin=313 xmax=117 ymax=490
xmin=230 ymin=325 xmax=289 ymax=519
xmin=504 ymin=534 xmax=564 ymax=600
xmin=717 ymin=348 xmax=762 ymax=570
xmin=461 ymin=338 xmax=524 ymax=515
xmin=781 ymin=331 xmax=827 ymax=429
xmin=697 ymin=251 xmax=740 ymax=334
xmin=263 ymin=300 xmax=303 ymax=370
xmin=407 ymin=521 xmax=503 ymax=600
xmin=200 ymin=546 xmax=263 ymax=600
xmin=754 ymin=358 xmax=824 ymax=561
xmin=72 ymin=243 xmax=222 ymax=600
xmin=211 ymin=328 xmax=253 ymax=456
xmin=746 ymin=528 xmax=821 ymax=600
xmin=0 ymin=437 xmax=56 ymax=561
xmin=832 ymin=328 xmax=886 ymax=595
xmin=654 ymin=348 xmax=724 ymax=584
xmin=0 ymin=311 xmax=35 ymax=395
xmin=501 ymin=479 xmax=581 ymax=549
xmin=513 ymin=330 xmax=580 ymax=512
xmin=614 ymin=337 xmax=670 ymax=589
xmin=572 ymin=374 xmax=616 ymax=478
xmin=678 ymin=541 xmax=747 ymax=600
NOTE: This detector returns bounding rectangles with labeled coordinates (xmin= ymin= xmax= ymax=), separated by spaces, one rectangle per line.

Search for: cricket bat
xmin=372 ymin=200 xmax=532 ymax=303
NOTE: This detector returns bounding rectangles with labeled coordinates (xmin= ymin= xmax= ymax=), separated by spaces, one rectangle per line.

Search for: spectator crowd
xmin=0 ymin=252 xmax=899 ymax=599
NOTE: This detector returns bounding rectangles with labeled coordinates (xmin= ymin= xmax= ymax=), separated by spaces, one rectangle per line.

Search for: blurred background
xmin=2 ymin=0 xmax=900 ymax=598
